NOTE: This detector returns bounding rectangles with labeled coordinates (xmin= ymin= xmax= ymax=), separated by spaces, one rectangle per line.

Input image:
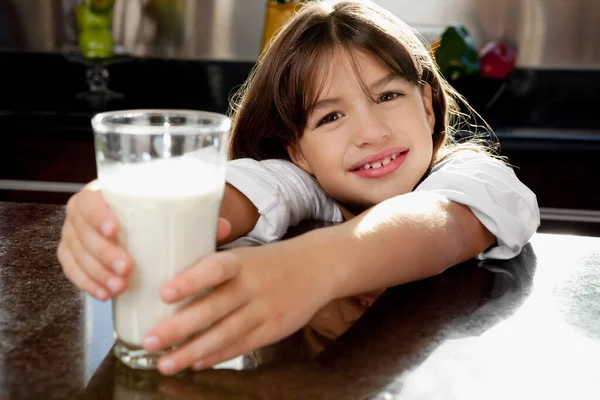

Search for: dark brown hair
xmin=228 ymin=0 xmax=494 ymax=168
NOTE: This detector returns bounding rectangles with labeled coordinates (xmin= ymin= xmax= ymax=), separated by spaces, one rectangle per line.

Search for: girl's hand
xmin=57 ymin=182 xmax=232 ymax=301
xmin=57 ymin=182 xmax=133 ymax=301
xmin=142 ymin=242 xmax=335 ymax=376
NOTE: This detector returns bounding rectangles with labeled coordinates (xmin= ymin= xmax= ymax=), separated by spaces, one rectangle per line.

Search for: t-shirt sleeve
xmin=414 ymin=151 xmax=540 ymax=260
xmin=224 ymin=158 xmax=343 ymax=245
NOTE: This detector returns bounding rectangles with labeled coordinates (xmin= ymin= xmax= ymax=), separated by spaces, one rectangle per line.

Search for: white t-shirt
xmin=223 ymin=151 xmax=540 ymax=260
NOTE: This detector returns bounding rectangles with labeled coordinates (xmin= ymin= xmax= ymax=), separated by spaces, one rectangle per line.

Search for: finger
xmin=144 ymin=281 xmax=247 ymax=352
xmin=196 ymin=318 xmax=297 ymax=370
xmin=216 ymin=218 xmax=232 ymax=242
xmin=156 ymin=304 xmax=261 ymax=376
xmin=65 ymin=222 xmax=126 ymax=296
xmin=67 ymin=187 xmax=119 ymax=239
xmin=161 ymin=252 xmax=240 ymax=304
xmin=71 ymin=210 xmax=132 ymax=277
xmin=57 ymin=241 xmax=110 ymax=301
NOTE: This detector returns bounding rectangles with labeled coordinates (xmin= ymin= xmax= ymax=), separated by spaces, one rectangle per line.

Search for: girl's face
xmin=289 ymin=50 xmax=436 ymax=211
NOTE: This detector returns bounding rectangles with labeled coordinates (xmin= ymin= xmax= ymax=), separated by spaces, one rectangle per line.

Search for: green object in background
xmin=88 ymin=0 xmax=115 ymax=14
xmin=78 ymin=28 xmax=114 ymax=58
xmin=434 ymin=25 xmax=480 ymax=81
xmin=76 ymin=1 xmax=115 ymax=59
xmin=76 ymin=2 xmax=112 ymax=30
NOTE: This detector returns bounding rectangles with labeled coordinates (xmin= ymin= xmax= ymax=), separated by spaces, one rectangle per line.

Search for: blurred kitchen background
xmin=1 ymin=0 xmax=599 ymax=236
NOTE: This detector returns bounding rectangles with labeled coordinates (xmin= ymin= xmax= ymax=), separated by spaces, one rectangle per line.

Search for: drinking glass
xmin=91 ymin=109 xmax=230 ymax=369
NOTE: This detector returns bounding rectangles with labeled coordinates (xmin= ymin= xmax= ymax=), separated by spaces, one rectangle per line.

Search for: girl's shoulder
xmin=431 ymin=149 xmax=508 ymax=174
xmin=228 ymin=157 xmax=299 ymax=170
xmin=226 ymin=158 xmax=318 ymax=192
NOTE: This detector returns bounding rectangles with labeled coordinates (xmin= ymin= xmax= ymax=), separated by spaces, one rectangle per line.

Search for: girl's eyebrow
xmin=370 ymin=73 xmax=404 ymax=91
xmin=308 ymin=74 xmax=403 ymax=116
xmin=309 ymin=97 xmax=343 ymax=115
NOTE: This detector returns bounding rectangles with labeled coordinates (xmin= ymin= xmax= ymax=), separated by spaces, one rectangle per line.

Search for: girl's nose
xmin=351 ymin=110 xmax=391 ymax=148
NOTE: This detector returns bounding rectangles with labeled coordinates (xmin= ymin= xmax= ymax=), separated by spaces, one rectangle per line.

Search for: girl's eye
xmin=317 ymin=112 xmax=343 ymax=127
xmin=377 ymin=92 xmax=401 ymax=104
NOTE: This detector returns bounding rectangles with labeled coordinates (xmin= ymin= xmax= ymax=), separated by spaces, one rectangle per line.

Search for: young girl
xmin=57 ymin=0 xmax=539 ymax=376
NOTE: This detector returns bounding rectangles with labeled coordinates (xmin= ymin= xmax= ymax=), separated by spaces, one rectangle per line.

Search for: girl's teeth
xmin=359 ymin=152 xmax=401 ymax=170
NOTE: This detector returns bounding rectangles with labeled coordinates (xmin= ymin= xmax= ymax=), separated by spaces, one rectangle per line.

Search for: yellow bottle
xmin=260 ymin=0 xmax=306 ymax=54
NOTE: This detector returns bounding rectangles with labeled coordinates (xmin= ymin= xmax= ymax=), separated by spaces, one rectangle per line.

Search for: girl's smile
xmin=349 ymin=147 xmax=409 ymax=179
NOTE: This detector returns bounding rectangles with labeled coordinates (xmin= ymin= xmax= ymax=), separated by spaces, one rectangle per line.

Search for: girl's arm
xmin=144 ymin=190 xmax=496 ymax=375
xmin=221 ymin=151 xmax=539 ymax=258
xmin=297 ymin=191 xmax=496 ymax=299
xmin=218 ymin=183 xmax=260 ymax=245
xmin=143 ymin=154 xmax=537 ymax=375
xmin=222 ymin=158 xmax=343 ymax=245
xmin=414 ymin=151 xmax=540 ymax=260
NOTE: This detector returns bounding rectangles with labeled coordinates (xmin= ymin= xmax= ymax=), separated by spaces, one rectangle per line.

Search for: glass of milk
xmin=91 ymin=109 xmax=230 ymax=370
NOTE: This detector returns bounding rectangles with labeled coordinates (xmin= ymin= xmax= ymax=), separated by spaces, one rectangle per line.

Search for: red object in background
xmin=479 ymin=40 xmax=517 ymax=79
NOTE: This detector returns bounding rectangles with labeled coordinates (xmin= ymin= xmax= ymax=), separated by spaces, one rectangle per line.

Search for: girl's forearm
xmin=298 ymin=192 xmax=495 ymax=299
xmin=218 ymin=183 xmax=260 ymax=245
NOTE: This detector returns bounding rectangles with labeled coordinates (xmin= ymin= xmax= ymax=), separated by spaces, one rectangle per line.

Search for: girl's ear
xmin=421 ymin=83 xmax=436 ymax=133
xmin=287 ymin=144 xmax=313 ymax=175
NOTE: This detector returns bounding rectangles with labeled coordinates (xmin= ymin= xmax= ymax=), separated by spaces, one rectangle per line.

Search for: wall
xmin=1 ymin=0 xmax=599 ymax=69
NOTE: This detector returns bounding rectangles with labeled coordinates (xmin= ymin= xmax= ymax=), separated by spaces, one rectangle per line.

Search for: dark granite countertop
xmin=1 ymin=201 xmax=600 ymax=399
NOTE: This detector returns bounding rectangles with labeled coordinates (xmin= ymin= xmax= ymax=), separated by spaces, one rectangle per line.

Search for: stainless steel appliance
xmin=1 ymin=0 xmax=598 ymax=69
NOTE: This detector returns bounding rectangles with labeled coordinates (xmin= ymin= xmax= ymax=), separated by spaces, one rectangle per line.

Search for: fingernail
xmin=143 ymin=335 xmax=160 ymax=351
xmin=107 ymin=277 xmax=123 ymax=294
xmin=100 ymin=221 xmax=114 ymax=237
xmin=159 ymin=358 xmax=177 ymax=375
xmin=192 ymin=360 xmax=204 ymax=370
xmin=162 ymin=287 xmax=177 ymax=303
xmin=95 ymin=288 xmax=109 ymax=300
xmin=112 ymin=259 xmax=126 ymax=276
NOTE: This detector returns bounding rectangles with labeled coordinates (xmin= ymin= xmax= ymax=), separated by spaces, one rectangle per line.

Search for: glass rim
xmin=91 ymin=109 xmax=231 ymax=136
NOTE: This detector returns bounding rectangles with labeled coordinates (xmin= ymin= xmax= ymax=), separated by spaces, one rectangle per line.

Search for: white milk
xmin=100 ymin=156 xmax=225 ymax=346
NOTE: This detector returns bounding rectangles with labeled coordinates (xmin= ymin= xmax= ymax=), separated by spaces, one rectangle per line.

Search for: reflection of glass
xmin=113 ymin=362 xmax=163 ymax=400
xmin=92 ymin=110 xmax=230 ymax=370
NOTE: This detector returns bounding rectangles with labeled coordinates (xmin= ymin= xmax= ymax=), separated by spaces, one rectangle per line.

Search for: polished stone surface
xmin=1 ymin=201 xmax=599 ymax=399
